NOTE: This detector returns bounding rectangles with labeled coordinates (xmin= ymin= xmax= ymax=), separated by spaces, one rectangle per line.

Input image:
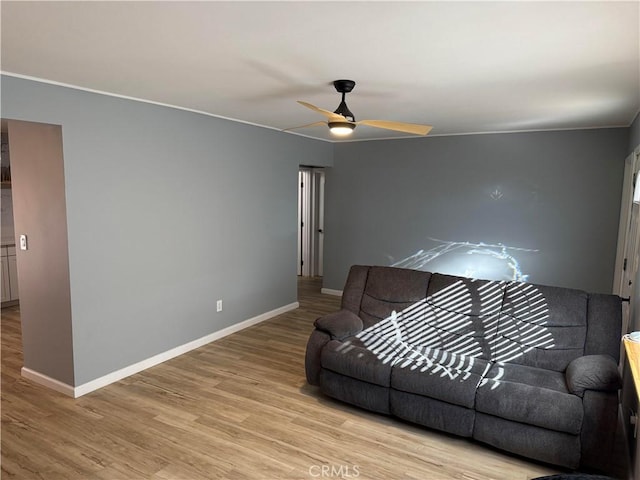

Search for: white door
xmin=298 ymin=167 xmax=325 ymax=277
xmin=297 ymin=170 xmax=302 ymax=276
xmin=614 ymin=147 xmax=640 ymax=334
xmin=298 ymin=169 xmax=312 ymax=276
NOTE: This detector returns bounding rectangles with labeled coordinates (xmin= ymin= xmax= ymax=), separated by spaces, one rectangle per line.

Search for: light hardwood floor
xmin=1 ymin=278 xmax=589 ymax=479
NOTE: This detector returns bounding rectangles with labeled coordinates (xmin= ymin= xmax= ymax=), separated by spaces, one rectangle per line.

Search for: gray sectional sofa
xmin=305 ymin=265 xmax=623 ymax=471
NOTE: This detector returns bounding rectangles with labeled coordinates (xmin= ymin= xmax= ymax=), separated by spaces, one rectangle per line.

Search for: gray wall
xmin=1 ymin=72 xmax=633 ymax=387
xmin=1 ymin=75 xmax=332 ymax=386
xmin=324 ymin=129 xmax=628 ymax=294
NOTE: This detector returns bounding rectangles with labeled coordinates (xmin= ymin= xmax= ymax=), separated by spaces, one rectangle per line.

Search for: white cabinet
xmin=1 ymin=245 xmax=18 ymax=304
xmin=1 ymin=253 xmax=9 ymax=302
xmin=7 ymin=248 xmax=18 ymax=299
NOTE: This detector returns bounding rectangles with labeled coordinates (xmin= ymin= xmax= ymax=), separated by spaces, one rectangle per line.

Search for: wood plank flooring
xmin=1 ymin=278 xmax=576 ymax=479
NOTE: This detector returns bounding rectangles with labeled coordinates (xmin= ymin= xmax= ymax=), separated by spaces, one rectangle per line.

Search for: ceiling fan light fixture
xmin=290 ymin=79 xmax=432 ymax=138
xmin=328 ymin=121 xmax=355 ymax=136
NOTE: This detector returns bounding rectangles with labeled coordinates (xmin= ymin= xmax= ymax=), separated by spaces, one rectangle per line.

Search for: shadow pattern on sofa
xmin=347 ymin=278 xmax=555 ymax=386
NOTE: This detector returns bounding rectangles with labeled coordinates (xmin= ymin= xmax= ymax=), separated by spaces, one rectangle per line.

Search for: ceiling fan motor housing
xmin=333 ymin=80 xmax=356 ymax=121
xmin=334 ymin=101 xmax=355 ymax=122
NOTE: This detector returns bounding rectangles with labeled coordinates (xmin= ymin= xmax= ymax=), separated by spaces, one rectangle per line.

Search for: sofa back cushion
xmin=357 ymin=269 xmax=505 ymax=362
xmin=422 ymin=274 xmax=506 ymax=361
xmin=493 ymin=282 xmax=587 ymax=371
xmin=359 ymin=266 xmax=431 ymax=329
xmin=342 ymin=265 xmax=617 ymax=373
xmin=341 ymin=265 xmax=371 ymax=314
xmin=585 ymin=293 xmax=622 ymax=361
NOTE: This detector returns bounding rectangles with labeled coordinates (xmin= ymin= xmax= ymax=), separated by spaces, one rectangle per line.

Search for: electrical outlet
xmin=216 ymin=300 xmax=223 ymax=312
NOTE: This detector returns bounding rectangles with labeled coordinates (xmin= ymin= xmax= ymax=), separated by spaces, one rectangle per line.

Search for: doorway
xmin=297 ymin=167 xmax=325 ymax=277
xmin=614 ymin=147 xmax=640 ymax=334
xmin=2 ymin=119 xmax=74 ymax=390
xmin=613 ymin=147 xmax=640 ymax=479
xmin=1 ymin=126 xmax=19 ymax=307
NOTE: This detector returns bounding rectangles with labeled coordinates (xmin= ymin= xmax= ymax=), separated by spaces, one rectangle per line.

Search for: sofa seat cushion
xmin=473 ymin=413 xmax=581 ymax=469
xmin=320 ymin=338 xmax=392 ymax=387
xmin=476 ymin=363 xmax=583 ymax=434
xmin=390 ymin=352 xmax=491 ymax=408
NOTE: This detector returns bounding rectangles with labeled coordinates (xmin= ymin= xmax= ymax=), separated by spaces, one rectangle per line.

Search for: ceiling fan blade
xmin=282 ymin=121 xmax=327 ymax=132
xmin=357 ymin=119 xmax=432 ymax=136
xmin=297 ymin=101 xmax=346 ymax=122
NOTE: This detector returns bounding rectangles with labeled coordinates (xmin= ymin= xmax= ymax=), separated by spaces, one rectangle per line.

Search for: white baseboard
xmin=321 ymin=288 xmax=343 ymax=297
xmin=22 ymin=302 xmax=299 ymax=398
xmin=21 ymin=367 xmax=75 ymax=397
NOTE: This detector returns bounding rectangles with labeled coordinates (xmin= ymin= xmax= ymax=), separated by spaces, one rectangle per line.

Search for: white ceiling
xmin=1 ymin=1 xmax=639 ymax=142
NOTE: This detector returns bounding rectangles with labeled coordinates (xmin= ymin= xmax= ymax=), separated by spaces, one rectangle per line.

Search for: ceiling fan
xmin=286 ymin=80 xmax=432 ymax=137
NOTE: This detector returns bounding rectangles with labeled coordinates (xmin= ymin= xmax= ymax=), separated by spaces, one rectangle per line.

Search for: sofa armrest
xmin=565 ymin=354 xmax=621 ymax=396
xmin=314 ymin=310 xmax=364 ymax=340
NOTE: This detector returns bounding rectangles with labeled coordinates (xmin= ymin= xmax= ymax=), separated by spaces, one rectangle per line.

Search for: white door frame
xmin=317 ymin=170 xmax=325 ymax=276
xmin=614 ymin=147 xmax=640 ymax=296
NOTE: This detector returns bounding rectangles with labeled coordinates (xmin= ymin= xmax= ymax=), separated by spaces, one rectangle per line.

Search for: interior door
xmin=614 ymin=148 xmax=640 ymax=334
xmin=298 ymin=167 xmax=325 ymax=277
xmin=298 ymin=168 xmax=312 ymax=276
xmin=615 ymin=151 xmax=640 ymax=295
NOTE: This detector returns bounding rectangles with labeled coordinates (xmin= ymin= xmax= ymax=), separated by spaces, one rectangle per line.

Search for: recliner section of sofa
xmin=305 ymin=265 xmax=623 ymax=471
